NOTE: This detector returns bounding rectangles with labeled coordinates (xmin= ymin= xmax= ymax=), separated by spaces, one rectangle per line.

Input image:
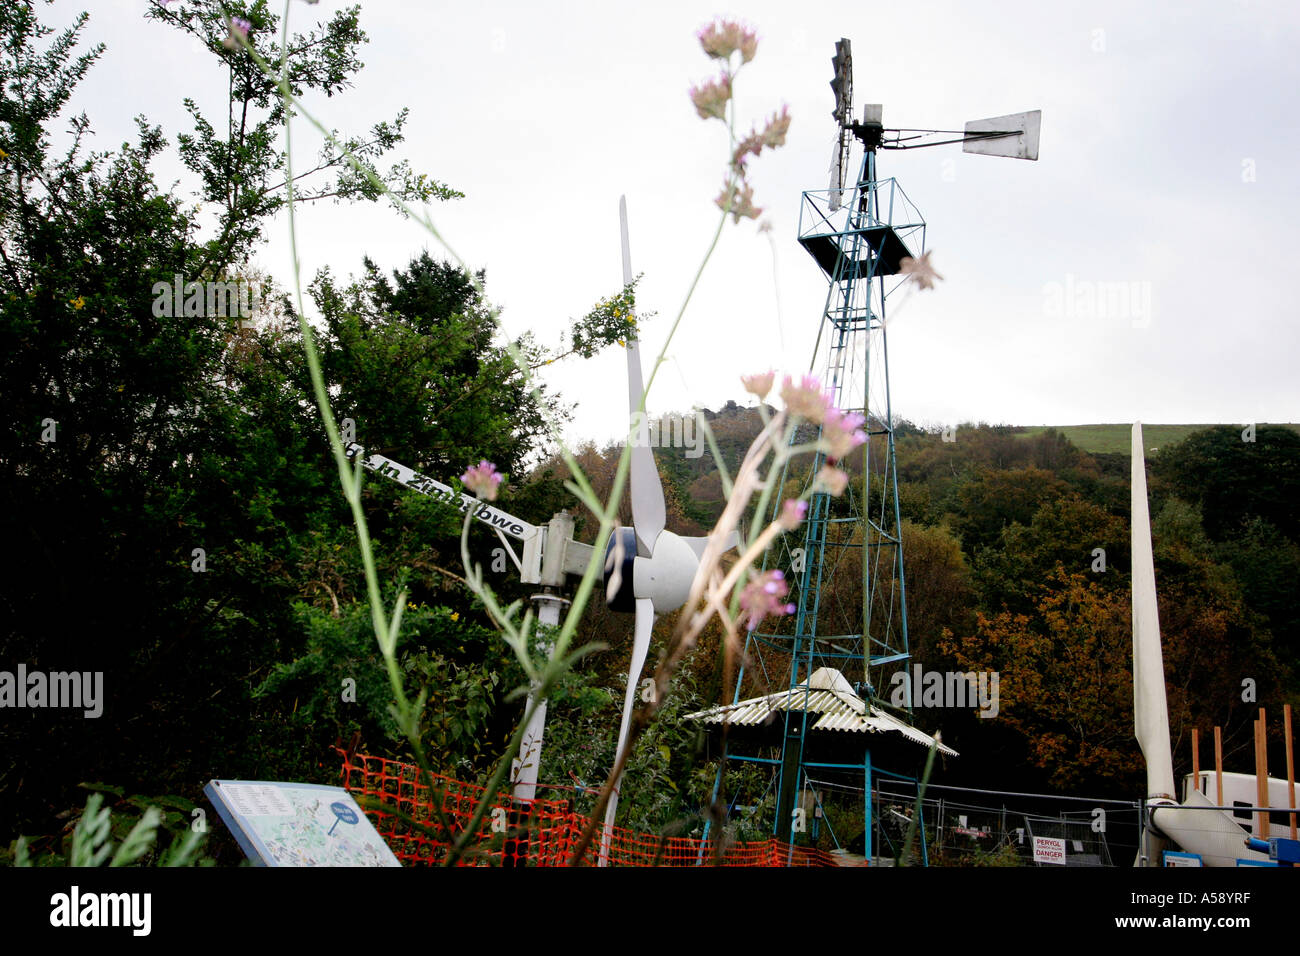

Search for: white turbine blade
xmin=620 ymin=196 xmax=665 ymax=556
xmin=600 ymin=596 xmax=656 ymax=866
xmin=682 ymin=530 xmax=740 ymax=559
xmin=1132 ymin=422 xmax=1176 ymax=801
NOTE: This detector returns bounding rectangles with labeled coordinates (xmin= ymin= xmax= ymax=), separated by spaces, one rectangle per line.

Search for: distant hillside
xmin=1015 ymin=423 xmax=1300 ymax=456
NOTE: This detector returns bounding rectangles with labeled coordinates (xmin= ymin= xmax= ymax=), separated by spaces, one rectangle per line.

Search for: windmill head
xmin=830 ymin=38 xmax=852 ymax=128
xmin=822 ymin=38 xmax=1039 ymax=162
xmin=827 ymin=38 xmax=883 ymax=203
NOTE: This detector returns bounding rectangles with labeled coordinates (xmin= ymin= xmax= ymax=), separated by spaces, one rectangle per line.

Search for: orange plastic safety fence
xmin=336 ymin=750 xmax=854 ymax=867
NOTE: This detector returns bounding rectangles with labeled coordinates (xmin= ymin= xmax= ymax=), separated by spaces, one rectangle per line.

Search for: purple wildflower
xmin=461 ymin=460 xmax=503 ymax=501
xmin=689 ymin=74 xmax=732 ymax=121
xmin=739 ymin=569 xmax=797 ymax=631
xmin=778 ymin=499 xmax=807 ymax=531
xmin=741 ymin=370 xmax=775 ymax=401
xmin=822 ymin=406 xmax=867 ymax=461
xmin=780 ymin=374 xmax=831 ymax=424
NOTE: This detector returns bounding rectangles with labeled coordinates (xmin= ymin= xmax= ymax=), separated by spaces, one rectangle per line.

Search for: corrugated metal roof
xmin=686 ymin=667 xmax=958 ymax=757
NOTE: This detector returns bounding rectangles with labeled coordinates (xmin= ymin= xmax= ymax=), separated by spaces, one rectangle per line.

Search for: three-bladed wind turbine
xmin=340 ymin=199 xmax=734 ymax=858
xmin=598 ymin=197 xmax=734 ymax=863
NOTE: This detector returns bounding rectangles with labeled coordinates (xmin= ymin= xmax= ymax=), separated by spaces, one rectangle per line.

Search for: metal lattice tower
xmin=784 ymin=145 xmax=926 ymax=694
xmin=727 ymin=126 xmax=928 ymax=848
xmin=695 ymin=38 xmax=1039 ymax=860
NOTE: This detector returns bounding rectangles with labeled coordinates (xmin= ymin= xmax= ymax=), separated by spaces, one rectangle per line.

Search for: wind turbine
xmin=597 ymin=197 xmax=733 ymax=863
xmin=340 ymin=200 xmax=734 ymax=856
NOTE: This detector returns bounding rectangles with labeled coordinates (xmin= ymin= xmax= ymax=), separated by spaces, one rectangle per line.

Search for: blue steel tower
xmin=694 ymin=39 xmax=1037 ymax=862
xmin=697 ymin=39 xmax=930 ymax=861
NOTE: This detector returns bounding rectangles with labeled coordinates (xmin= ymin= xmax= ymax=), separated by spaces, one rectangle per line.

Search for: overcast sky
xmin=50 ymin=0 xmax=1300 ymax=451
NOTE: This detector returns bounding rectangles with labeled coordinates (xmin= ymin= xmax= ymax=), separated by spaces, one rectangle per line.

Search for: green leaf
xmin=70 ymin=794 xmax=113 ymax=868
xmin=109 ymin=807 xmax=163 ymax=867
xmin=159 ymin=827 xmax=208 ymax=868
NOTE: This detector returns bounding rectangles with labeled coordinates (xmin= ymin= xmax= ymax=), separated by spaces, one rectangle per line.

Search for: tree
xmin=307 ymin=252 xmax=556 ymax=479
xmin=0 ymin=0 xmax=461 ymax=834
xmin=972 ymin=494 xmax=1129 ymax=615
xmin=147 ymin=1 xmax=460 ymax=270
xmin=897 ymin=520 xmax=975 ymax=668
xmin=1215 ymin=516 xmax=1300 ymax=669
xmin=1154 ymin=425 xmax=1300 ymax=543
xmin=941 ymin=570 xmax=1143 ymax=792
xmin=951 ymin=466 xmax=1070 ymax=556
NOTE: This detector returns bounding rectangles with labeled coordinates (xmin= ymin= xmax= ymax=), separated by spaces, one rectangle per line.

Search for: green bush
xmin=5 ymin=785 xmax=214 ymax=867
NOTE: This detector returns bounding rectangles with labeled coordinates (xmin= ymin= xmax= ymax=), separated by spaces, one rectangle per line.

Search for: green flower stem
xmin=900 ymin=735 xmax=940 ymax=866
xmin=239 ymin=4 xmax=785 ymax=866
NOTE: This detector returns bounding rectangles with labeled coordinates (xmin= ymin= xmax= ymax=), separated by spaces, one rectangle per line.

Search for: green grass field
xmin=1014 ymin=423 xmax=1300 ymax=455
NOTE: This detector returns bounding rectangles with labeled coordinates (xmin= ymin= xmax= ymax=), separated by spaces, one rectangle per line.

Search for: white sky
xmin=51 ymin=0 xmax=1300 ymax=450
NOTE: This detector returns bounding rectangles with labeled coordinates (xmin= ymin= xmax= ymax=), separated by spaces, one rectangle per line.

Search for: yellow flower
xmin=0 ymin=147 xmax=8 ymax=159
xmin=70 ymin=296 xmax=85 ymax=310
xmin=450 ymin=612 xmax=460 ymax=622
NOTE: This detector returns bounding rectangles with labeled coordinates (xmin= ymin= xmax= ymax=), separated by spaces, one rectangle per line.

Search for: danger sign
xmin=1033 ymin=836 xmax=1066 ymax=865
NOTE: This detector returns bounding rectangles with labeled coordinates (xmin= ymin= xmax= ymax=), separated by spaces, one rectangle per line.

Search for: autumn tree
xmin=972 ymin=494 xmax=1129 ymax=615
xmin=951 ymin=466 xmax=1070 ymax=556
xmin=941 ymin=569 xmax=1142 ymax=792
xmin=1153 ymin=425 xmax=1300 ymax=542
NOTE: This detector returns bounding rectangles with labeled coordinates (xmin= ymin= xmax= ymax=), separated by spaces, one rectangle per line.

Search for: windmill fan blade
xmin=827 ymin=135 xmax=843 ymax=212
xmin=601 ymin=597 xmax=656 ymax=862
xmin=620 ymin=196 xmax=666 ymax=556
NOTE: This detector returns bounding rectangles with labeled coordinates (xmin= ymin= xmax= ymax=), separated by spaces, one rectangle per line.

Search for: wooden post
xmin=1191 ymin=728 xmax=1200 ymax=800
xmin=1214 ymin=726 xmax=1223 ymax=806
xmin=1286 ymin=704 xmax=1296 ymax=840
xmin=1255 ymin=710 xmax=1269 ymax=839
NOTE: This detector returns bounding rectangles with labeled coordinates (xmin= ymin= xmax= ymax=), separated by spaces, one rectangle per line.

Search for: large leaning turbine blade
xmin=1132 ymin=422 xmax=1176 ymax=802
xmin=600 ymin=596 xmax=657 ymax=866
xmin=620 ymin=196 xmax=666 ymax=557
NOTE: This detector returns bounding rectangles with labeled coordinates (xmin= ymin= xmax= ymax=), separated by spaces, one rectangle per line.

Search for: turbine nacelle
xmin=603 ymin=527 xmax=709 ymax=616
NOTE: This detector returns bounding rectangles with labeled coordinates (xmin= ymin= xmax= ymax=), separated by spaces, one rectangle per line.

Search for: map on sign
xmin=205 ymin=780 xmax=401 ymax=867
